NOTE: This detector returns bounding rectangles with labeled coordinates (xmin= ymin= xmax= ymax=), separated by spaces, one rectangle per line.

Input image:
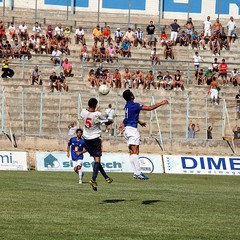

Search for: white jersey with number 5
xmin=80 ymin=109 xmax=107 ymax=140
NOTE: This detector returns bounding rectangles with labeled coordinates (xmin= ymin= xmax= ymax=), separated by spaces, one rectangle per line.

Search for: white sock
xmin=129 ymin=154 xmax=137 ymax=174
xmin=78 ymin=169 xmax=83 ymax=181
xmin=130 ymin=154 xmax=141 ymax=175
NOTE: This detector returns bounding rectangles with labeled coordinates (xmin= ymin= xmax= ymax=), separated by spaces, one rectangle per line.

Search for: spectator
xmin=150 ymin=47 xmax=160 ymax=65
xmin=68 ymin=122 xmax=77 ymax=136
xmin=207 ymin=126 xmax=213 ymax=139
xmin=2 ymin=41 xmax=12 ymax=59
xmin=103 ymin=25 xmax=112 ymax=45
xmin=107 ymin=43 xmax=118 ymax=63
xmin=105 ymin=104 xmax=115 ymax=135
xmin=51 ymin=46 xmax=62 ymax=65
xmin=39 ymin=35 xmax=48 ymax=54
xmin=62 ymin=58 xmax=72 ymax=77
xmin=179 ymin=31 xmax=188 ymax=46
xmin=114 ymin=27 xmax=124 ymax=46
xmin=19 ymin=41 xmax=31 ymax=60
xmin=144 ymin=70 xmax=156 ymax=90
xmin=212 ymin=58 xmax=219 ymax=72
xmin=203 ymin=16 xmax=212 ymax=37
xmin=92 ymin=42 xmax=101 ymax=62
xmin=63 ymin=27 xmax=71 ymax=43
xmin=121 ymin=38 xmax=131 ymax=57
xmin=173 ymin=70 xmax=184 ymax=91
xmin=18 ymin=21 xmax=29 ymax=41
xmin=28 ymin=35 xmax=37 ymax=54
xmin=123 ymin=27 xmax=135 ymax=44
xmin=54 ymin=23 xmax=63 ymax=41
xmin=185 ymin=17 xmax=194 ymax=40
xmin=1 ymin=57 xmax=14 ymax=78
xmin=113 ymin=69 xmax=121 ymax=88
xmin=219 ymin=32 xmax=229 ymax=50
xmin=92 ymin=24 xmax=103 ymax=44
xmin=80 ymin=44 xmax=90 ymax=62
xmin=122 ymin=68 xmax=132 ymax=89
xmin=190 ymin=31 xmax=199 ymax=49
xmin=159 ymin=30 xmax=168 ymax=47
xmin=196 ymin=69 xmax=204 ymax=85
xmin=32 ymin=21 xmax=42 ymax=39
xmin=198 ymin=32 xmax=206 ymax=50
xmin=211 ymin=38 xmax=220 ymax=56
xmin=133 ymin=70 xmax=144 ymax=89
xmin=230 ymin=68 xmax=239 ymax=87
xmin=209 ymin=77 xmax=220 ymax=105
xmin=212 ymin=18 xmax=222 ymax=37
xmin=49 ymin=71 xmax=60 ymax=92
xmin=156 ymin=71 xmax=163 ymax=90
xmin=58 ymin=72 xmax=69 ymax=92
xmin=170 ymin=19 xmax=180 ymax=45
xmin=162 ymin=71 xmax=174 ymax=90
xmin=75 ymin=26 xmax=85 ymax=45
xmin=146 ymin=20 xmax=156 ymax=48
xmin=134 ymin=28 xmax=146 ymax=48
xmin=8 ymin=22 xmax=17 ymax=41
xmin=227 ymin=16 xmax=236 ymax=45
xmin=59 ymin=38 xmax=70 ymax=55
xmin=192 ymin=51 xmax=203 ymax=80
xmin=219 ymin=59 xmax=228 ymax=86
xmin=188 ymin=120 xmax=200 ymax=139
xmin=232 ymin=125 xmax=240 ymax=139
xmin=99 ymin=43 xmax=108 ymax=62
xmin=204 ymin=67 xmax=214 ymax=85
xmin=30 ymin=65 xmax=42 ymax=85
xmin=0 ymin=20 xmax=5 ymax=40
xmin=46 ymin=25 xmax=53 ymax=39
xmin=12 ymin=39 xmax=20 ymax=59
xmin=235 ymin=89 xmax=240 ymax=119
xmin=163 ymin=41 xmax=174 ymax=59
xmin=88 ymin=69 xmax=96 ymax=88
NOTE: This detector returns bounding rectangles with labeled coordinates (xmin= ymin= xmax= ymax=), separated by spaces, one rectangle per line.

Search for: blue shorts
xmin=236 ymin=106 xmax=240 ymax=112
xmin=84 ymin=137 xmax=102 ymax=157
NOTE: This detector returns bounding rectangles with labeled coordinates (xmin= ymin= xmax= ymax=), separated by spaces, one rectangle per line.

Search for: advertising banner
xmin=36 ymin=152 xmax=163 ymax=173
xmin=0 ymin=151 xmax=28 ymax=171
xmin=163 ymin=155 xmax=240 ymax=175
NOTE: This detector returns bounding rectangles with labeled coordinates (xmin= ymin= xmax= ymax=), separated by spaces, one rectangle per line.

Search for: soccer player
xmin=67 ymin=128 xmax=87 ymax=184
xmin=80 ymin=98 xmax=113 ymax=191
xmin=122 ymin=90 xmax=168 ymax=180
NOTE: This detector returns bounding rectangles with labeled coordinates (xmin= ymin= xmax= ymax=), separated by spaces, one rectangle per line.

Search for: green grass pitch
xmin=0 ymin=171 xmax=239 ymax=240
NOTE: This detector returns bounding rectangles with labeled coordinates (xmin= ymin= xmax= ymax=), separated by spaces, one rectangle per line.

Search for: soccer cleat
xmin=79 ymin=180 xmax=82 ymax=185
xmin=89 ymin=179 xmax=97 ymax=191
xmin=133 ymin=174 xmax=139 ymax=179
xmin=138 ymin=173 xmax=149 ymax=180
xmin=105 ymin=177 xmax=113 ymax=183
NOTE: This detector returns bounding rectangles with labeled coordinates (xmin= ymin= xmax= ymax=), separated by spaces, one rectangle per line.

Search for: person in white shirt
xmin=192 ymin=51 xmax=204 ymax=79
xmin=203 ymin=16 xmax=212 ymax=37
xmin=54 ymin=23 xmax=63 ymax=40
xmin=18 ymin=21 xmax=28 ymax=40
xmin=80 ymin=98 xmax=113 ymax=191
xmin=51 ymin=46 xmax=62 ymax=65
xmin=8 ymin=22 xmax=17 ymax=41
xmin=32 ymin=21 xmax=42 ymax=39
xmin=104 ymin=104 xmax=115 ymax=135
xmin=75 ymin=26 xmax=85 ymax=45
xmin=227 ymin=16 xmax=236 ymax=45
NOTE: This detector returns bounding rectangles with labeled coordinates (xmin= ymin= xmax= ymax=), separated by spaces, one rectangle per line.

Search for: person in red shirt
xmin=113 ymin=68 xmax=121 ymax=88
xmin=103 ymin=26 xmax=112 ymax=45
xmin=160 ymin=31 xmax=169 ymax=47
xmin=219 ymin=58 xmax=228 ymax=86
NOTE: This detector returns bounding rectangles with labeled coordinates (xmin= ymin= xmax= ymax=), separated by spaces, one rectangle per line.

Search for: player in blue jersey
xmin=67 ymin=128 xmax=87 ymax=184
xmin=123 ymin=89 xmax=168 ymax=180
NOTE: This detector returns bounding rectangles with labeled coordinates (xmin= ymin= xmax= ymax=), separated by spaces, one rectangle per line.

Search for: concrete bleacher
xmin=0 ymin=8 xmax=239 ymax=156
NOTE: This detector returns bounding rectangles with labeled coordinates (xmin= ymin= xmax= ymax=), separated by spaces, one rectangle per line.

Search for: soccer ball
xmin=99 ymin=84 xmax=110 ymax=95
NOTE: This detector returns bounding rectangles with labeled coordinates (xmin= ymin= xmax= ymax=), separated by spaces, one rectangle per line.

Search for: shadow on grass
xmin=100 ymin=199 xmax=126 ymax=204
xmin=141 ymin=200 xmax=161 ymax=205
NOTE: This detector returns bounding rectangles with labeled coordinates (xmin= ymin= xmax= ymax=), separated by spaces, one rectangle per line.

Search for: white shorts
xmin=204 ymin=29 xmax=211 ymax=37
xmin=170 ymin=32 xmax=178 ymax=41
xmin=210 ymin=88 xmax=218 ymax=99
xmin=72 ymin=159 xmax=83 ymax=168
xmin=124 ymin=126 xmax=141 ymax=146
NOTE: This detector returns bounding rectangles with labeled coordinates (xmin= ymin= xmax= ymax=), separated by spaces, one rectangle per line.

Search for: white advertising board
xmin=163 ymin=155 xmax=240 ymax=175
xmin=36 ymin=152 xmax=163 ymax=173
xmin=0 ymin=151 xmax=28 ymax=171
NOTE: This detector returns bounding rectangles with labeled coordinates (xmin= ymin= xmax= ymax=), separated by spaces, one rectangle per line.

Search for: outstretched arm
xmin=138 ymin=120 xmax=146 ymax=127
xmin=142 ymin=100 xmax=168 ymax=111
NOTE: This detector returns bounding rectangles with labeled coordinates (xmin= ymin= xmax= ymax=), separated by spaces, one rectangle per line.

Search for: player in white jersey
xmin=80 ymin=98 xmax=113 ymax=191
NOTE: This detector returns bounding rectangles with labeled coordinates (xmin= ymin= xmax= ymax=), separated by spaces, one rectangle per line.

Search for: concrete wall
xmin=1 ymin=0 xmax=240 ymax=20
